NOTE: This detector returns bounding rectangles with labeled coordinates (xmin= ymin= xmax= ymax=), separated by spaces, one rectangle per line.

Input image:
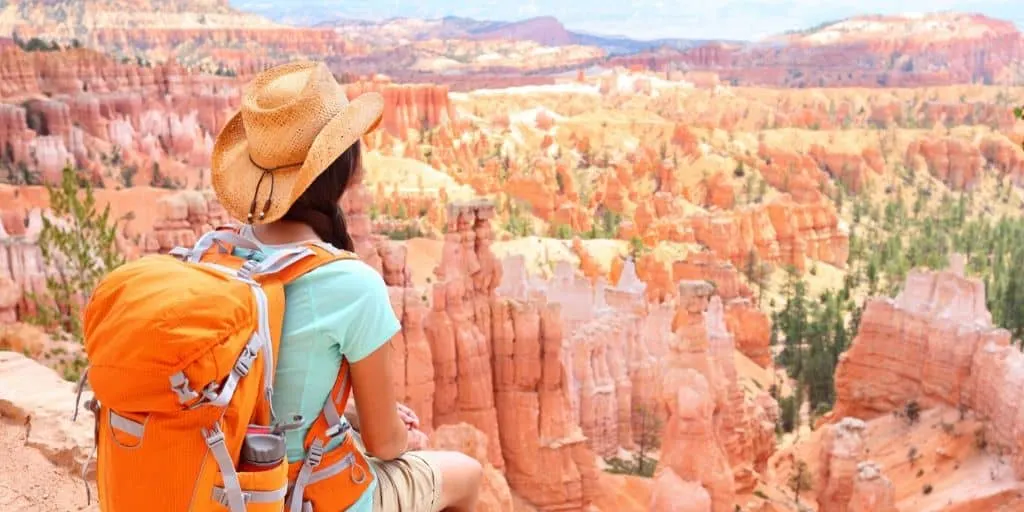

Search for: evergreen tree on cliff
xmin=28 ymin=166 xmax=125 ymax=360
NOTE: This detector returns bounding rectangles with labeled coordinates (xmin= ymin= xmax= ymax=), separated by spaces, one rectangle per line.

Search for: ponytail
xmin=326 ymin=202 xmax=355 ymax=253
xmin=279 ymin=141 xmax=360 ymax=253
xmin=281 ymin=203 xmax=355 ymax=252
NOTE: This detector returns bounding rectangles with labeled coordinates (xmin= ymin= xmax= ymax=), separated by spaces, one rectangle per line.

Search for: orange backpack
xmin=77 ymin=226 xmax=376 ymax=512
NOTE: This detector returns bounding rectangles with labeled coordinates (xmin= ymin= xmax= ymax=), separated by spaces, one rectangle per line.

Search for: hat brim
xmin=211 ymin=91 xmax=385 ymax=224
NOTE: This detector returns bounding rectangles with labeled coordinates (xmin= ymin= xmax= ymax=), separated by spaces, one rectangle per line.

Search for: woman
xmin=210 ymin=61 xmax=482 ymax=512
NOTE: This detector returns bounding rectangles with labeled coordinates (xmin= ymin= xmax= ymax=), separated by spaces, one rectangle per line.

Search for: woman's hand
xmin=406 ymin=428 xmax=429 ymax=450
xmin=397 ymin=403 xmax=420 ymax=430
xmin=346 ymin=399 xmax=419 ymax=432
xmin=344 ymin=399 xmax=361 ymax=431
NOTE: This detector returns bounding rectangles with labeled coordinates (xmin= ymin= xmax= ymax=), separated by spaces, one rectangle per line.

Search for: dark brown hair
xmin=279 ymin=141 xmax=360 ymax=252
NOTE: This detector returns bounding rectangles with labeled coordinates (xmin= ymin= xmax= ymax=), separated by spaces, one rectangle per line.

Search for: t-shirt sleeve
xmin=312 ymin=260 xmax=401 ymax=363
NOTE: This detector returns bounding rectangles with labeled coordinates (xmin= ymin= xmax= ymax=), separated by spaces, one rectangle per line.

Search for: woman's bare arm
xmin=349 ymin=341 xmax=408 ymax=460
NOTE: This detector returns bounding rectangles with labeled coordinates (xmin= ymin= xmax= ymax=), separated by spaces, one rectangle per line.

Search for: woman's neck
xmin=250 ymin=221 xmax=322 ymax=246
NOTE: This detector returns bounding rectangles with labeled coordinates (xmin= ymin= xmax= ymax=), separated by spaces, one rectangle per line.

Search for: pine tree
xmin=788 ymin=459 xmax=812 ymax=505
xmin=27 ymin=166 xmax=125 ymax=345
xmin=632 ymin=405 xmax=662 ymax=477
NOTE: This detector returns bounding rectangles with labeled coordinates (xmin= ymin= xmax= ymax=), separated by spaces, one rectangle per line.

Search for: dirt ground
xmin=0 ymin=419 xmax=98 ymax=512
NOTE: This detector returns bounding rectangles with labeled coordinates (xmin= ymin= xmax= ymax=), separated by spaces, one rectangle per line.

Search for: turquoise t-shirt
xmin=234 ymin=233 xmax=400 ymax=512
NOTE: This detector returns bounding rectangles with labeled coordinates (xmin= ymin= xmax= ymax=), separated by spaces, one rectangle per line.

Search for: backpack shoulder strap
xmin=273 ymin=242 xmax=360 ymax=286
xmin=301 ymin=356 xmax=355 ymax=453
xmin=259 ymin=243 xmax=358 ymax=433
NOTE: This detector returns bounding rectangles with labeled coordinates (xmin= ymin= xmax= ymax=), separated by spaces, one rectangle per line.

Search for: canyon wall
xmin=607 ymin=33 xmax=1024 ymax=88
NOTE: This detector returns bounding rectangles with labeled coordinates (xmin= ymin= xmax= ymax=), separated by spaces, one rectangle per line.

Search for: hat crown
xmin=241 ymin=61 xmax=347 ymax=169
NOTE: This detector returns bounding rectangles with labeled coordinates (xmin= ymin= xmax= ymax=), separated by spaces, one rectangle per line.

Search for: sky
xmin=233 ymin=0 xmax=1024 ymax=41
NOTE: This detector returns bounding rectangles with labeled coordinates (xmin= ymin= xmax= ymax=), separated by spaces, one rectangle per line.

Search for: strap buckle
xmin=212 ymin=488 xmax=251 ymax=506
xmin=237 ymin=259 xmax=259 ymax=280
xmin=272 ymin=414 xmax=306 ymax=436
xmin=170 ymin=372 xmax=200 ymax=405
xmin=306 ymin=440 xmax=324 ymax=468
xmin=202 ymin=424 xmax=226 ymax=447
xmin=324 ymin=421 xmax=351 ymax=439
xmin=169 ymin=246 xmax=191 ymax=260
xmin=234 ymin=344 xmax=258 ymax=376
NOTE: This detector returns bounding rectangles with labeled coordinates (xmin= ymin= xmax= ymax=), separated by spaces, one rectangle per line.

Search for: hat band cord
xmin=246 ymin=156 xmax=299 ymax=223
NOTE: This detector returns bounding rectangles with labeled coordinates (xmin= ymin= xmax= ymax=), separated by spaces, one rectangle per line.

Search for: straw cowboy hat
xmin=211 ymin=60 xmax=383 ymax=224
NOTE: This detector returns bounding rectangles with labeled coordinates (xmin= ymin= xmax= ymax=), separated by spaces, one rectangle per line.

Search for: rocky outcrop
xmin=979 ymin=135 xmax=1024 ymax=185
xmin=491 ymin=295 xmax=601 ymax=510
xmin=140 ymin=190 xmax=229 ymax=254
xmin=904 ymin=136 xmax=986 ymax=190
xmin=0 ymin=351 xmax=94 ymax=472
xmin=346 ymin=79 xmax=456 ymax=138
xmin=496 ymin=249 xmax=778 ymax=504
xmin=705 ymin=293 xmax=777 ymax=493
xmin=387 ymin=286 xmax=435 ymax=432
xmin=724 ymin=299 xmax=772 ymax=368
xmin=429 ymin=423 xmax=513 ymax=512
xmin=848 ymin=461 xmax=898 ymax=512
xmin=816 ymin=418 xmax=867 ymax=512
xmin=426 ymin=202 xmax=505 ymax=469
xmin=833 ymin=254 xmax=1006 ymax=420
xmin=765 ymin=197 xmax=849 ymax=272
xmin=650 ymin=469 xmax=712 ymax=512
xmin=657 ymin=366 xmax=734 ymax=512
xmin=0 ymin=208 xmax=45 ymax=323
xmin=432 ymin=202 xmax=601 ymax=511
xmin=654 ymin=281 xmax=753 ymax=512
xmin=832 ymin=254 xmax=1024 ymax=481
xmin=688 ymin=196 xmax=848 ymax=274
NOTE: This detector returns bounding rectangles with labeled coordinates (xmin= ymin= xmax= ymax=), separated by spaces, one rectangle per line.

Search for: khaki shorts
xmin=369 ymin=452 xmax=442 ymax=512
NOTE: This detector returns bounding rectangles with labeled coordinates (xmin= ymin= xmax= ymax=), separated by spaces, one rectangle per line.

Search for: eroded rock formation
xmin=904 ymin=136 xmax=986 ymax=190
xmin=0 ymin=47 xmax=238 ymax=186
xmin=848 ymin=461 xmax=898 ymax=512
xmin=816 ymin=418 xmax=867 ymax=512
xmin=429 ymin=423 xmax=514 ymax=512
xmin=833 ymin=254 xmax=1024 ymax=481
xmin=346 ymin=79 xmax=456 ymax=138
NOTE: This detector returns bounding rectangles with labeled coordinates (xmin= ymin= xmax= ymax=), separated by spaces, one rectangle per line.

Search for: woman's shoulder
xmin=300 ymin=257 xmax=387 ymax=294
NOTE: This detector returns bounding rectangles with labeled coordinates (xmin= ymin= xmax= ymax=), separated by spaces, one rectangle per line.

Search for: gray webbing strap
xmin=250 ymin=246 xmax=314 ymax=276
xmin=323 ymin=368 xmax=352 ymax=437
xmin=288 ymin=439 xmax=325 ymax=512
xmin=249 ymin=282 xmax=276 ymax=422
xmin=212 ymin=485 xmax=288 ymax=505
xmin=322 ymin=400 xmax=343 ymax=436
xmin=188 ymin=230 xmax=261 ymax=263
xmin=200 ymin=333 xmax=261 ymax=408
xmin=204 ymin=423 xmax=245 ymax=512
xmin=109 ymin=411 xmax=145 ymax=437
xmin=311 ymin=241 xmax=341 ymax=255
xmin=72 ymin=365 xmax=90 ymax=422
xmin=307 ymin=452 xmax=358 ymax=486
